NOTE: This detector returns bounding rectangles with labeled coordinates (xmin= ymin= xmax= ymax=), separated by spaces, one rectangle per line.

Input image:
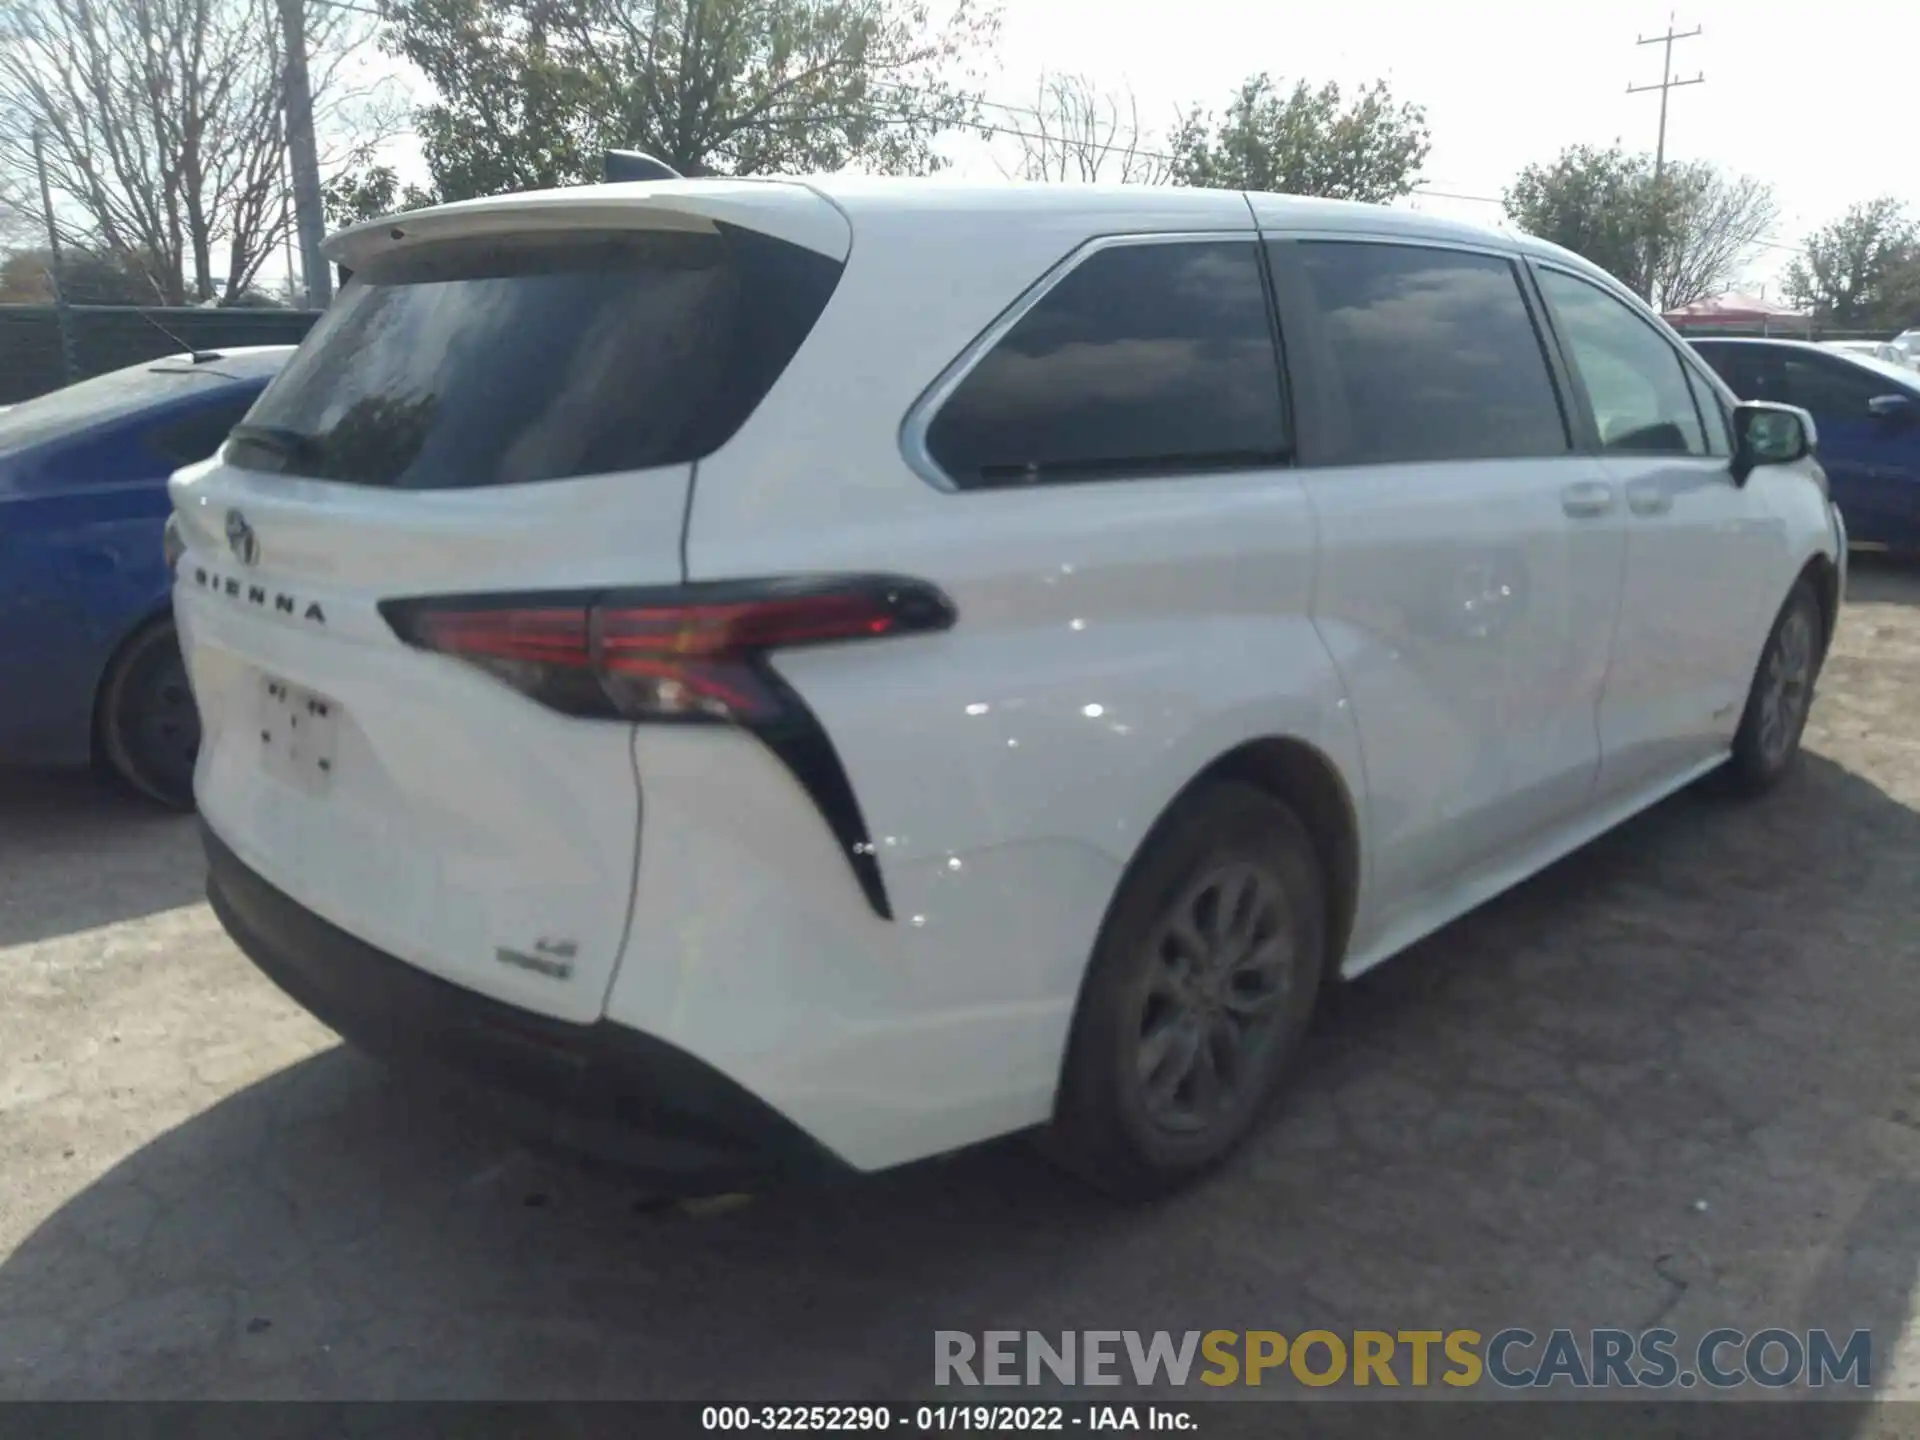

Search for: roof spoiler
xmin=604 ymin=150 xmax=682 ymax=183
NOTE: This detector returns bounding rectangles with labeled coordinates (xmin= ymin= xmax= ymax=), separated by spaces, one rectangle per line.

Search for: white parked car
xmin=168 ymin=178 xmax=1846 ymax=1196
xmin=1821 ymin=339 xmax=1912 ymax=368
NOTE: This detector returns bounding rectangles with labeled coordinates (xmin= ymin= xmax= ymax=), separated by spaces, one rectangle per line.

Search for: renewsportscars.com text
xmin=934 ymin=1328 xmax=1872 ymax=1391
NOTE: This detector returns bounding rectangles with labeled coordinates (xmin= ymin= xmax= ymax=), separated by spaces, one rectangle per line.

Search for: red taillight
xmin=410 ymin=606 xmax=592 ymax=667
xmin=383 ymin=577 xmax=955 ymax=726
xmin=382 ymin=577 xmax=954 ymax=923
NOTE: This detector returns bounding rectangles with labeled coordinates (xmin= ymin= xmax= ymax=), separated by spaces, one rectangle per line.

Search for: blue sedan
xmin=1691 ymin=337 xmax=1920 ymax=550
xmin=0 ymin=347 xmax=292 ymax=807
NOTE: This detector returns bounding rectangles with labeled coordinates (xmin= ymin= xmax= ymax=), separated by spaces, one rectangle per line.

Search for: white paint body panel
xmin=170 ymin=461 xmax=691 ymax=1026
xmin=175 ymin=179 xmax=1844 ymax=1173
xmin=1297 ymin=455 xmax=1625 ymax=954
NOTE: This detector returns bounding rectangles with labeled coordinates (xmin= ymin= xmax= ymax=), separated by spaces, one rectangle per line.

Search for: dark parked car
xmin=0 ymin=347 xmax=292 ymax=806
xmin=1691 ymin=337 xmax=1920 ymax=550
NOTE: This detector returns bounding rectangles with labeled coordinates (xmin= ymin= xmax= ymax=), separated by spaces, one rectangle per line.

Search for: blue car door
xmin=1765 ymin=350 xmax=1920 ymax=548
xmin=0 ymin=383 xmax=261 ymax=762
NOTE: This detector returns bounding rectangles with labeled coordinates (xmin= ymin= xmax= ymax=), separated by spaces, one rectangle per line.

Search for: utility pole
xmin=31 ymin=127 xmax=78 ymax=385
xmin=282 ymin=140 xmax=301 ymax=304
xmin=277 ymin=0 xmax=331 ymax=308
xmin=1628 ymin=12 xmax=1705 ymax=185
xmin=1627 ymin=13 xmax=1704 ymax=307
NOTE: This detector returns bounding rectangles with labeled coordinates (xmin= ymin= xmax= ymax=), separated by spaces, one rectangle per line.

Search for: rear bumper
xmin=203 ymin=823 xmax=847 ymax=1189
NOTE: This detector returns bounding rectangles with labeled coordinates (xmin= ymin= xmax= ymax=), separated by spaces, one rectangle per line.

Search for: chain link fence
xmin=0 ymin=305 xmax=324 ymax=405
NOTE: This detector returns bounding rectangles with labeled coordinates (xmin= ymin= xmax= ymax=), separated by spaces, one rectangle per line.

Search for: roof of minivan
xmin=808 ymin=173 xmax=1542 ymax=243
xmin=328 ymin=174 xmax=1628 ymax=295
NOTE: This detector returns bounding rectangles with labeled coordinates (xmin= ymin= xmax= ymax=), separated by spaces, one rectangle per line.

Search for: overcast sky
xmin=969 ymin=0 xmax=1917 ymax=289
xmin=355 ymin=0 xmax=1915 ymax=297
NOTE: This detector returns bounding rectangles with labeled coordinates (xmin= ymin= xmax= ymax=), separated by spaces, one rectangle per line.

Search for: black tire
xmin=1726 ymin=578 xmax=1824 ymax=796
xmin=97 ymin=617 xmax=201 ymax=810
xmin=1047 ymin=780 xmax=1327 ymax=1198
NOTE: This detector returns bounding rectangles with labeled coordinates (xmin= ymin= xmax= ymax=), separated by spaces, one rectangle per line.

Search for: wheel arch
xmin=1047 ymin=730 xmax=1364 ymax=1129
xmin=1084 ymin=732 xmax=1364 ymax=1004
xmin=88 ymin=602 xmax=177 ymax=759
xmin=1190 ymin=736 xmax=1364 ymax=978
xmin=1797 ymin=550 xmax=1840 ymax=658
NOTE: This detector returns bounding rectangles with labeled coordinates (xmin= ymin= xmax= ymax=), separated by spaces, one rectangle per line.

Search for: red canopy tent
xmin=1662 ymin=292 xmax=1810 ymax=336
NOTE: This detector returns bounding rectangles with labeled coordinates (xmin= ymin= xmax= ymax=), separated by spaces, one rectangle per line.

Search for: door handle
xmin=1561 ymin=481 xmax=1616 ymax=518
xmin=1627 ymin=485 xmax=1673 ymax=517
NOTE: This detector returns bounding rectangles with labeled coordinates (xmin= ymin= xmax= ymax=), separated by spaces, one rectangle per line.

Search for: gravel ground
xmin=3 ymin=557 xmax=1920 ymax=1421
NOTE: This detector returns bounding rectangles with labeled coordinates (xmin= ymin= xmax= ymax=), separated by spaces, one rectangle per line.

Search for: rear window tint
xmin=236 ymin=224 xmax=842 ymax=488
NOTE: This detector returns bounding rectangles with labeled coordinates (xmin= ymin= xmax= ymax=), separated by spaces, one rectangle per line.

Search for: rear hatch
xmin=172 ymin=180 xmax=849 ymax=1023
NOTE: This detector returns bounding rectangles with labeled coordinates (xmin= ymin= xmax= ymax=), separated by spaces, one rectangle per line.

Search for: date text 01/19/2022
xmin=700 ymin=1405 xmax=1194 ymax=1431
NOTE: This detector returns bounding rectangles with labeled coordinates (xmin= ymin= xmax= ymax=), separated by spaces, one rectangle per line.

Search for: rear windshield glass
xmin=0 ymin=360 xmax=224 ymax=456
xmin=236 ymin=224 xmax=842 ymax=489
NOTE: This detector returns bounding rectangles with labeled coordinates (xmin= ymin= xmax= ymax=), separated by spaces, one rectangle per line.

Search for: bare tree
xmin=1650 ymin=163 xmax=1779 ymax=310
xmin=0 ymin=0 xmax=400 ymax=305
xmin=0 ymin=181 xmax=37 ymax=248
xmin=1002 ymin=72 xmax=1168 ymax=185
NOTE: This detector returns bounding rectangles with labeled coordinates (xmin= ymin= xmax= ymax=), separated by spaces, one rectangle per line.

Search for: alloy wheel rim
xmin=125 ymin=655 xmax=200 ymax=794
xmin=1132 ymin=860 xmax=1295 ymax=1135
xmin=1757 ymin=607 xmax=1814 ymax=767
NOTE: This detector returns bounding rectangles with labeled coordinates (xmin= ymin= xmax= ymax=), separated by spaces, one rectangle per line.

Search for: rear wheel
xmin=1048 ymin=781 xmax=1327 ymax=1198
xmin=1726 ymin=578 xmax=1824 ymax=795
xmin=98 ymin=618 xmax=201 ymax=810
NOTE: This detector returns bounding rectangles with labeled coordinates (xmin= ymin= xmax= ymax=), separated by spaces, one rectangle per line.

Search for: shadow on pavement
xmin=3 ymin=755 xmax=1919 ymax=1411
xmin=0 ymin=768 xmax=203 ymax=948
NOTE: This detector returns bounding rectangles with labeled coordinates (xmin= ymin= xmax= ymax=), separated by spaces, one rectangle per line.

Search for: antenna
xmin=604 ymin=151 xmax=683 ymax=183
xmin=135 ymin=308 xmax=220 ymax=365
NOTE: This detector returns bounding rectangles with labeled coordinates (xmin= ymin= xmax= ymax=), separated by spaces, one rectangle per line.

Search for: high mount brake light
xmin=379 ymin=576 xmax=958 ymax=920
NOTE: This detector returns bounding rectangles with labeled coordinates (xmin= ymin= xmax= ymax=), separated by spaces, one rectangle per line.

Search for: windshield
xmin=237 ymin=224 xmax=842 ymax=490
xmin=0 ymin=359 xmax=226 ymax=456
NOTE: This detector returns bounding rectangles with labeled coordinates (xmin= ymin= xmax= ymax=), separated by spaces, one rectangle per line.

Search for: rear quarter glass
xmin=233 ymin=224 xmax=843 ymax=489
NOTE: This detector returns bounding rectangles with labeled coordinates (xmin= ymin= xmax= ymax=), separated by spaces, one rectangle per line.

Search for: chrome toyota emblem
xmin=225 ymin=509 xmax=259 ymax=566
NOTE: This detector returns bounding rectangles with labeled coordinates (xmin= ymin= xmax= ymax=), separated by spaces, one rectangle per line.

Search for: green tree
xmin=1784 ymin=198 xmax=1920 ymax=330
xmin=322 ymin=165 xmax=439 ymax=229
xmin=1504 ymin=145 xmax=1778 ymax=307
xmin=1503 ymin=145 xmax=1670 ymax=298
xmin=0 ymin=245 xmax=164 ymax=303
xmin=1167 ymin=75 xmax=1430 ymax=203
xmin=383 ymin=0 xmax=1001 ymax=204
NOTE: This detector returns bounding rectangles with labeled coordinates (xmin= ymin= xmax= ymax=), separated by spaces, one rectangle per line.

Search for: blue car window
xmin=147 ymin=391 xmax=260 ymax=469
xmin=1780 ymin=353 xmax=1909 ymax=417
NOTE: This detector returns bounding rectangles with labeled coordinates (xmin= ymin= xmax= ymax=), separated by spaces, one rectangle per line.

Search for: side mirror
xmin=1731 ymin=401 xmax=1815 ymax=485
xmin=1868 ymin=393 xmax=1916 ymax=424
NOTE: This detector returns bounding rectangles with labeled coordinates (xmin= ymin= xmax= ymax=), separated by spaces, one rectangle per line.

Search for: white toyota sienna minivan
xmin=169 ymin=177 xmax=1847 ymax=1196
